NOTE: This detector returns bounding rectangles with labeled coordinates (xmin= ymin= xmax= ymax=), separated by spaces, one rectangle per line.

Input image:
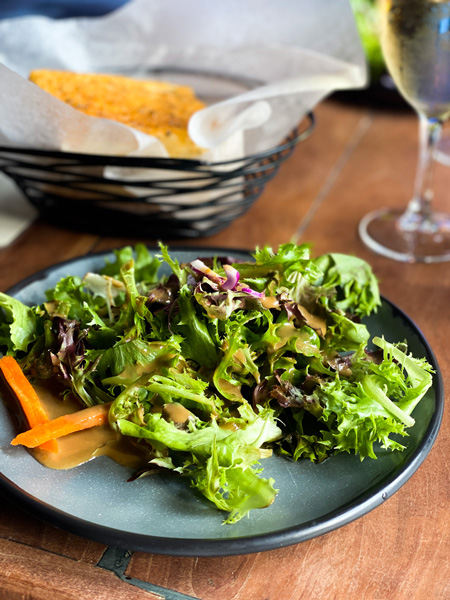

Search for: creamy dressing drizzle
xmin=25 ymin=382 xmax=153 ymax=471
xmin=260 ymin=296 xmax=280 ymax=309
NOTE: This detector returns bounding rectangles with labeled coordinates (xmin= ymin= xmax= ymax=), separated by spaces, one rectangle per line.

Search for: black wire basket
xmin=0 ymin=113 xmax=314 ymax=239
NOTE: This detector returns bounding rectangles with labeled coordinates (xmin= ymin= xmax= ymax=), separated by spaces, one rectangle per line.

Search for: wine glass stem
xmin=401 ymin=114 xmax=443 ymax=231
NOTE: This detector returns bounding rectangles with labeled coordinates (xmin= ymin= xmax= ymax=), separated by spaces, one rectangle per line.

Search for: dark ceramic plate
xmin=0 ymin=248 xmax=444 ymax=556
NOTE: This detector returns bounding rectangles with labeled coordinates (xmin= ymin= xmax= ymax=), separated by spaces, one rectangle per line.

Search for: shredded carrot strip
xmin=10 ymin=402 xmax=112 ymax=449
xmin=0 ymin=355 xmax=58 ymax=453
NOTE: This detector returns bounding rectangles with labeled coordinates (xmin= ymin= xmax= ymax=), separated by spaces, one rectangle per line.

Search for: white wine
xmin=359 ymin=0 xmax=450 ymax=263
xmin=380 ymin=0 xmax=450 ymax=120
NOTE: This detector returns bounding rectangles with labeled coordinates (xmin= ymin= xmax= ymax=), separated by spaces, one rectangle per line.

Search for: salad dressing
xmin=271 ymin=323 xmax=298 ymax=352
xmin=118 ymin=348 xmax=177 ymax=380
xmin=297 ymin=305 xmax=327 ymax=337
xmin=30 ymin=382 xmax=153 ymax=471
xmin=219 ymin=420 xmax=240 ymax=431
xmin=270 ymin=322 xmax=321 ymax=356
xmin=119 ymin=358 xmax=164 ymax=380
xmin=216 ymin=377 xmax=243 ymax=399
xmin=161 ymin=402 xmax=193 ymax=425
xmin=260 ymin=296 xmax=279 ymax=309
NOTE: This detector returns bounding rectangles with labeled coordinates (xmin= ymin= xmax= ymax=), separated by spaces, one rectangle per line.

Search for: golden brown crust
xmin=29 ymin=69 xmax=206 ymax=158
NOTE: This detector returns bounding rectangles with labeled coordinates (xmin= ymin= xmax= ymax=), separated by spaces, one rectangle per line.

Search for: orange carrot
xmin=10 ymin=402 xmax=112 ymax=449
xmin=0 ymin=355 xmax=58 ymax=453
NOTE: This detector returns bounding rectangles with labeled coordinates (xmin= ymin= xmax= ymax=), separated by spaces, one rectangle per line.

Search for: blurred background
xmin=0 ymin=0 xmax=405 ymax=109
xmin=342 ymin=0 xmax=408 ymax=109
xmin=0 ymin=0 xmax=129 ymax=19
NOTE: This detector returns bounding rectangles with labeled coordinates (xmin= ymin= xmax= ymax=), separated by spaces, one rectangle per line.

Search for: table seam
xmin=97 ymin=546 xmax=202 ymax=600
xmin=293 ymin=111 xmax=374 ymax=243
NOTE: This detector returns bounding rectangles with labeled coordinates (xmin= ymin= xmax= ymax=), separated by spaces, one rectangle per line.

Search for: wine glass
xmin=359 ymin=0 xmax=450 ymax=263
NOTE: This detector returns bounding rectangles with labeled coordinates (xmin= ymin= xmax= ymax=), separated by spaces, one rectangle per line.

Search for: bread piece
xmin=29 ymin=69 xmax=206 ymax=158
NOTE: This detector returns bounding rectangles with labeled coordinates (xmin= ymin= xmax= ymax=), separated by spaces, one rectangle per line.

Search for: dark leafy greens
xmin=0 ymin=243 xmax=434 ymax=523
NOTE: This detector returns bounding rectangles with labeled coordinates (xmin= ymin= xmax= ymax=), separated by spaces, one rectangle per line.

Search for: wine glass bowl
xmin=359 ymin=0 xmax=450 ymax=263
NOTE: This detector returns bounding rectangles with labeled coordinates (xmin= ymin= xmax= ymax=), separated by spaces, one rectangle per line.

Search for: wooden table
xmin=0 ymin=96 xmax=449 ymax=600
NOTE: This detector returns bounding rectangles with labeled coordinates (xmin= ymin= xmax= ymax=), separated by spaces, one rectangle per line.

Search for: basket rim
xmin=0 ymin=112 xmax=315 ymax=169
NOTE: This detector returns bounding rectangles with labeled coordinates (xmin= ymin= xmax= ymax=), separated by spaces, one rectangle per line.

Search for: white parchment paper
xmin=0 ymin=0 xmax=367 ymax=244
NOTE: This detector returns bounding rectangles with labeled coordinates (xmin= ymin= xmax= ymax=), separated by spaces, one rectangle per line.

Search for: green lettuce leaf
xmin=101 ymin=243 xmax=161 ymax=288
xmin=116 ymin=403 xmax=281 ymax=522
xmin=313 ymin=253 xmax=381 ymax=317
xmin=0 ymin=293 xmax=37 ymax=353
xmin=171 ymin=285 xmax=218 ymax=369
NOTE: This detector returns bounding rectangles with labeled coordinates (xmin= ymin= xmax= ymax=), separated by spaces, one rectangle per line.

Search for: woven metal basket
xmin=0 ymin=113 xmax=314 ymax=238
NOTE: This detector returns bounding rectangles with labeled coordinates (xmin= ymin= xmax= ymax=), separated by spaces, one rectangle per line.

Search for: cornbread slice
xmin=29 ymin=69 xmax=206 ymax=158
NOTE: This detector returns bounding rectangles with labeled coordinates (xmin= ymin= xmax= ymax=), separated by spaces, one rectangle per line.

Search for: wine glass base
xmin=359 ymin=208 xmax=450 ymax=263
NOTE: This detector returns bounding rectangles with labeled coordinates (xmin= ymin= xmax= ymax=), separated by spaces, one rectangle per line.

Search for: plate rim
xmin=0 ymin=246 xmax=444 ymax=556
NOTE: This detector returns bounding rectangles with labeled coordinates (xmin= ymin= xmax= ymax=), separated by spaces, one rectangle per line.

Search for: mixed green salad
xmin=0 ymin=243 xmax=433 ymax=523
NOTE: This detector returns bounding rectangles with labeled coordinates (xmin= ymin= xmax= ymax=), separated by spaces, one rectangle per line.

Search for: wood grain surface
xmin=0 ymin=98 xmax=449 ymax=600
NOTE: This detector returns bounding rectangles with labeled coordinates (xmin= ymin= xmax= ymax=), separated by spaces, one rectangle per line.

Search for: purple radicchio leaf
xmin=269 ymin=374 xmax=323 ymax=418
xmin=190 ymin=258 xmax=264 ymax=298
xmin=50 ymin=317 xmax=87 ymax=381
xmin=221 ymin=264 xmax=240 ymax=291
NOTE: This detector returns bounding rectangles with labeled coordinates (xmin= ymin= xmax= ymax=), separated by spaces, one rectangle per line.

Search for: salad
xmin=0 ymin=243 xmax=433 ymax=524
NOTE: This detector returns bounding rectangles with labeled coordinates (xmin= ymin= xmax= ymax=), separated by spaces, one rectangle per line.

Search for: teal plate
xmin=0 ymin=248 xmax=444 ymax=556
